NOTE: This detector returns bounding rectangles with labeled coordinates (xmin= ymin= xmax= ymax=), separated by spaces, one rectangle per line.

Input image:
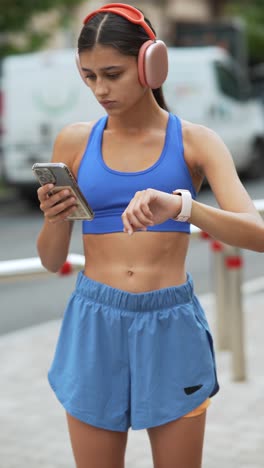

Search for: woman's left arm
xmin=187 ymin=124 xmax=264 ymax=252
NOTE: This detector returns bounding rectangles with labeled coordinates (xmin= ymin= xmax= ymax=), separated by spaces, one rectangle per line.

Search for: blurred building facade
xmin=43 ymin=0 xmax=227 ymax=49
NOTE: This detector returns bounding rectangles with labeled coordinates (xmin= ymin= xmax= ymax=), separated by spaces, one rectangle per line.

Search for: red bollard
xmin=211 ymin=240 xmax=224 ymax=252
xmin=225 ymin=255 xmax=243 ymax=269
xmin=209 ymin=239 xmax=230 ymax=351
xmin=200 ymin=231 xmax=211 ymax=240
xmin=224 ymin=248 xmax=246 ymax=381
xmin=58 ymin=261 xmax=73 ymax=276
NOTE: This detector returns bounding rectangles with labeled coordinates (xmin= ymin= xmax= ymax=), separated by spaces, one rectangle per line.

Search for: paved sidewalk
xmin=1 ymin=291 xmax=264 ymax=468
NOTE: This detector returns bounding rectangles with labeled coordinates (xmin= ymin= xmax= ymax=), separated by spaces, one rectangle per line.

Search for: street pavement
xmin=0 ymin=286 xmax=264 ymax=468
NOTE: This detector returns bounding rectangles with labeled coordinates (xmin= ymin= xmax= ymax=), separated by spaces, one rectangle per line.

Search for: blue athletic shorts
xmin=48 ymin=271 xmax=219 ymax=432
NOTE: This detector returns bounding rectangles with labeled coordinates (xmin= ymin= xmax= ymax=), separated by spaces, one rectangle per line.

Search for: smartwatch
xmin=172 ymin=189 xmax=192 ymax=222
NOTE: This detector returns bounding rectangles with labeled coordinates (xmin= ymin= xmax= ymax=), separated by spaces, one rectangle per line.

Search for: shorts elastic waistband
xmin=74 ymin=271 xmax=194 ymax=312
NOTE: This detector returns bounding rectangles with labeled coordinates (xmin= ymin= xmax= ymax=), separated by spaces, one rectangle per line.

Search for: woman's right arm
xmin=36 ymin=122 xmax=93 ymax=272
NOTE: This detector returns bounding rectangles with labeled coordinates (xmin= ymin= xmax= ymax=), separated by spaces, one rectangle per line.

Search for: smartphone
xmin=32 ymin=162 xmax=94 ymax=221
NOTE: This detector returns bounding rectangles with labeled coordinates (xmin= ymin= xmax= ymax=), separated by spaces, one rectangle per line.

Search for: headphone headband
xmin=83 ymin=3 xmax=156 ymax=40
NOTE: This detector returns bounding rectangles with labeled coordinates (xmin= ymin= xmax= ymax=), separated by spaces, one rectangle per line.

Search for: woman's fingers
xmin=122 ymin=190 xmax=154 ymax=234
xmin=44 ymin=197 xmax=77 ymax=223
xmin=37 ymin=184 xmax=54 ymax=202
xmin=38 ymin=184 xmax=77 ymax=223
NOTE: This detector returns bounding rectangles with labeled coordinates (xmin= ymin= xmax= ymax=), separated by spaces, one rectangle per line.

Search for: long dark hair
xmin=78 ymin=11 xmax=169 ymax=111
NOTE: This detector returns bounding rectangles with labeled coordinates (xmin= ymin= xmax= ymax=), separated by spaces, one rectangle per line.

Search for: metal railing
xmin=1 ymin=199 xmax=264 ymax=382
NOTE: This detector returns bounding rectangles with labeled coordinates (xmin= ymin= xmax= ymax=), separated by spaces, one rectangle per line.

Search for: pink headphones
xmin=76 ymin=3 xmax=168 ymax=89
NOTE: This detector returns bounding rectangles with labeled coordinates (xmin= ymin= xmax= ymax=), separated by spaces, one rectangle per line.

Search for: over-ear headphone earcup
xmin=138 ymin=40 xmax=168 ymax=89
xmin=75 ymin=51 xmax=89 ymax=86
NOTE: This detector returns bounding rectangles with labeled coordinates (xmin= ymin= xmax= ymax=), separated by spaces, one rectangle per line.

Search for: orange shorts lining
xmin=183 ymin=398 xmax=211 ymax=418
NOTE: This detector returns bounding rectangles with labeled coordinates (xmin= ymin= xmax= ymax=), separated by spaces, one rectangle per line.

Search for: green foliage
xmin=224 ymin=0 xmax=264 ymax=63
xmin=0 ymin=0 xmax=85 ymax=32
xmin=0 ymin=0 xmax=87 ymax=57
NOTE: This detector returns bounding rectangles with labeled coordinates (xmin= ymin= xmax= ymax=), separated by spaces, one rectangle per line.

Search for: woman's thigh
xmin=147 ymin=411 xmax=207 ymax=468
xmin=66 ymin=413 xmax=128 ymax=468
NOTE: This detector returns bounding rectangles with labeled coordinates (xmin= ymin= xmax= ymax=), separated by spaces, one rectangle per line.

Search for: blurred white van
xmin=164 ymin=46 xmax=264 ymax=178
xmin=1 ymin=49 xmax=105 ymax=200
xmin=1 ymin=46 xmax=264 ymax=200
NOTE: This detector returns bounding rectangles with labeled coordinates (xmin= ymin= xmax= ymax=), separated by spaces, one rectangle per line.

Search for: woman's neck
xmin=107 ymin=91 xmax=167 ymax=131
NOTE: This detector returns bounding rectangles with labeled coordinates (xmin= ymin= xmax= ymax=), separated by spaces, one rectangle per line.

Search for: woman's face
xmin=79 ymin=44 xmax=147 ymax=115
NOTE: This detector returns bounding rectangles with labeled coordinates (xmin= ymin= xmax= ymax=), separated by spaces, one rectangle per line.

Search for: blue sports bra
xmin=77 ymin=112 xmax=196 ymax=234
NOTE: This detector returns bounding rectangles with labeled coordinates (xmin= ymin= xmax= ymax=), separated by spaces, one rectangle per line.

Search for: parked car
xmin=1 ymin=46 xmax=264 ymax=201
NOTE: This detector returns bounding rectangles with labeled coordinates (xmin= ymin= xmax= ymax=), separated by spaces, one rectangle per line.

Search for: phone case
xmin=32 ymin=162 xmax=94 ymax=221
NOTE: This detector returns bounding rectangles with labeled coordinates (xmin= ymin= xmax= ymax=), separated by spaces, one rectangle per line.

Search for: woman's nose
xmin=95 ymin=78 xmax=109 ymax=97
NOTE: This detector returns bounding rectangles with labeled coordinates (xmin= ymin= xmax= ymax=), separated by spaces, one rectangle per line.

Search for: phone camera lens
xmin=45 ymin=173 xmax=53 ymax=183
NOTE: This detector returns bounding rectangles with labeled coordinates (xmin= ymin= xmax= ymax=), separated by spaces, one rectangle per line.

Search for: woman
xmin=36 ymin=4 xmax=264 ymax=468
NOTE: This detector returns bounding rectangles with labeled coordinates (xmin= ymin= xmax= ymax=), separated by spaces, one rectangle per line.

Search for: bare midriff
xmin=82 ymin=231 xmax=190 ymax=293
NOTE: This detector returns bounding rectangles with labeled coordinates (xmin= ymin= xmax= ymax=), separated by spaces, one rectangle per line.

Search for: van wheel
xmin=247 ymin=141 xmax=264 ymax=179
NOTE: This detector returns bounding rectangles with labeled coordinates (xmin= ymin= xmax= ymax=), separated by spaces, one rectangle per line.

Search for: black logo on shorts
xmin=184 ymin=385 xmax=203 ymax=395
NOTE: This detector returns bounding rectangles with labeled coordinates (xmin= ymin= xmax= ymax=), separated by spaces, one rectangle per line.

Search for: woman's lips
xmin=100 ymin=100 xmax=116 ymax=109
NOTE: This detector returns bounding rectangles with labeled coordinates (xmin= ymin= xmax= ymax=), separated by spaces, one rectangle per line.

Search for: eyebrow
xmin=81 ymin=66 xmax=122 ymax=72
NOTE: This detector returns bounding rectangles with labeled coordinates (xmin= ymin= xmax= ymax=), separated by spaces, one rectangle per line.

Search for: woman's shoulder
xmin=51 ymin=120 xmax=97 ymax=175
xmin=176 ymin=118 xmax=233 ymax=189
xmin=54 ymin=121 xmax=96 ymax=153
xmin=180 ymin=118 xmax=229 ymax=167
xmin=181 ymin=119 xmax=220 ymax=145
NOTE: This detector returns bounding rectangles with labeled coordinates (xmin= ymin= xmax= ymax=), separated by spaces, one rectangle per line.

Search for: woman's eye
xmin=85 ymin=73 xmax=121 ymax=81
xmin=107 ymin=74 xmax=120 ymax=80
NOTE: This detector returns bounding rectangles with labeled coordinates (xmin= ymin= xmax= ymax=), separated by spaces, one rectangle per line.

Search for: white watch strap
xmin=172 ymin=189 xmax=192 ymax=222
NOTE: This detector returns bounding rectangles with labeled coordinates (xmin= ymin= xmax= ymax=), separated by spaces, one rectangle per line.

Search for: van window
xmin=214 ymin=62 xmax=251 ymax=101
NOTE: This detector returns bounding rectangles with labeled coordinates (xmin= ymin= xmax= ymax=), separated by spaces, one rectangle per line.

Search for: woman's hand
xmin=122 ymin=188 xmax=182 ymax=235
xmin=37 ymin=184 xmax=77 ymax=224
